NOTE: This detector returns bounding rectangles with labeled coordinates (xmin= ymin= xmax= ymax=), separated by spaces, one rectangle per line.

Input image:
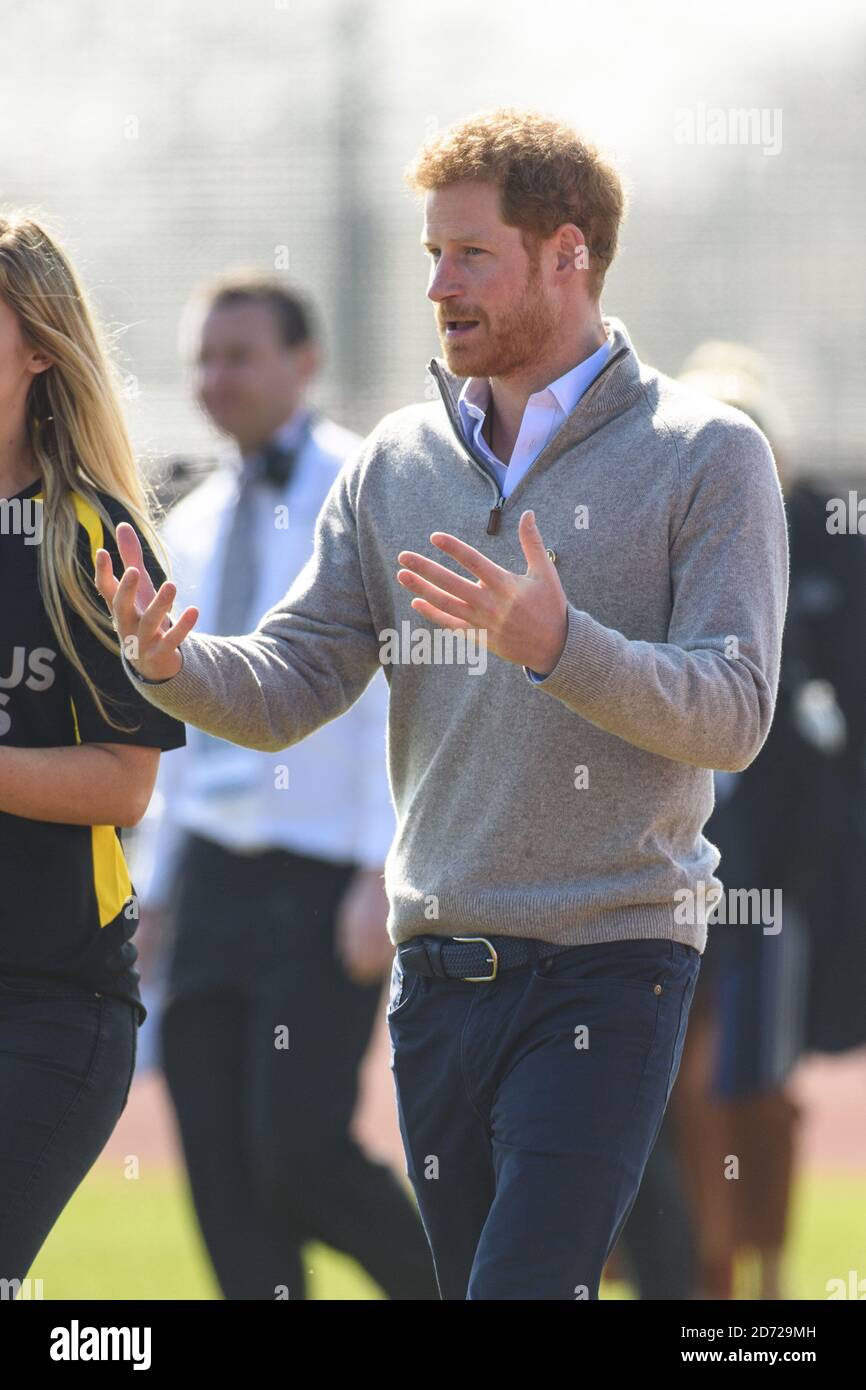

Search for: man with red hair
xmin=99 ymin=108 xmax=788 ymax=1300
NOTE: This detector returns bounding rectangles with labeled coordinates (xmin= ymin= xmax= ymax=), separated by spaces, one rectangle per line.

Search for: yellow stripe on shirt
xmin=39 ymin=487 xmax=135 ymax=928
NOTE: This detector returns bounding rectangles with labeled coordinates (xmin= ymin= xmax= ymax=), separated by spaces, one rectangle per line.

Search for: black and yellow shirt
xmin=0 ymin=476 xmax=185 ymax=1024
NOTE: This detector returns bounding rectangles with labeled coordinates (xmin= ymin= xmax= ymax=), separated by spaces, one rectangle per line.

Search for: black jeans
xmin=159 ymin=832 xmax=438 ymax=1300
xmin=0 ymin=977 xmax=136 ymax=1289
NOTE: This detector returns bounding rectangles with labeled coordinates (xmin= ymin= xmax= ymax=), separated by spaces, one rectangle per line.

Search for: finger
xmin=397 ymin=569 xmax=478 ymax=620
xmin=110 ymin=564 xmax=143 ymax=638
xmin=137 ymin=580 xmax=179 ymax=647
xmin=408 ymin=596 xmax=476 ymax=632
xmin=95 ymin=549 xmax=172 ymax=641
xmin=94 ymin=548 xmax=120 ymax=607
xmin=518 ymin=510 xmax=553 ymax=572
xmin=116 ymin=521 xmax=160 ymax=608
xmin=154 ymin=604 xmax=199 ymax=652
xmin=117 ymin=522 xmax=177 ymax=629
xmin=397 ymin=550 xmax=486 ymax=605
xmin=427 ymin=533 xmax=510 ymax=589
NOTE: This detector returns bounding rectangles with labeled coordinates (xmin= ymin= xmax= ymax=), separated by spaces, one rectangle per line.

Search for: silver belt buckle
xmin=452 ymin=936 xmax=498 ymax=982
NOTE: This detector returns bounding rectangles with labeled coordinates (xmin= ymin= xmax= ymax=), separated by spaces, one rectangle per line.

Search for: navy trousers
xmin=387 ymin=935 xmax=701 ymax=1300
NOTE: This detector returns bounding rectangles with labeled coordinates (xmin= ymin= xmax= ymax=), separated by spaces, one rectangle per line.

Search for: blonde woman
xmin=0 ymin=212 xmax=185 ymax=1287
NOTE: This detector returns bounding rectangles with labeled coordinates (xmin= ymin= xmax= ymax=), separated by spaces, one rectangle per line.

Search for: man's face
xmin=192 ymin=300 xmax=311 ymax=447
xmin=422 ymin=180 xmax=557 ymax=378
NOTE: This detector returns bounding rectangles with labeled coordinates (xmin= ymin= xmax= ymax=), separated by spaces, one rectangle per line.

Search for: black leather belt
xmin=396 ymin=934 xmax=577 ymax=982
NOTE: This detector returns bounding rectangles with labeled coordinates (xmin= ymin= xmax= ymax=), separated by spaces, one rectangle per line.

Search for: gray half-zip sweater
xmin=121 ymin=316 xmax=789 ymax=954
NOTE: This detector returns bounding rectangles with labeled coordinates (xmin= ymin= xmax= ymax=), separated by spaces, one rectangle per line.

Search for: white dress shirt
xmin=130 ymin=407 xmax=396 ymax=908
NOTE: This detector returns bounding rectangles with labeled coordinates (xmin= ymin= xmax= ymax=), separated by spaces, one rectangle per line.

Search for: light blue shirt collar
xmin=457 ymin=335 xmax=612 ymax=453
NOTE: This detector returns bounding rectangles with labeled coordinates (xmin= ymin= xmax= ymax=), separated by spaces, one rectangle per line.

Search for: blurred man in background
xmin=132 ymin=272 xmax=438 ymax=1300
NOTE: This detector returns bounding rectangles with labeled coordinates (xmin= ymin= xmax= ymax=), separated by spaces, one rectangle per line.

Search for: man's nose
xmin=427 ymin=260 xmax=463 ymax=303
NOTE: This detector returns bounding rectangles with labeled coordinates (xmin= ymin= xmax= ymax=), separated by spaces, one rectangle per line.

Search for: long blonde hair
xmin=0 ymin=211 xmax=171 ymax=733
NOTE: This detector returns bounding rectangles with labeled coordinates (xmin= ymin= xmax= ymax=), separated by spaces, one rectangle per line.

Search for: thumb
xmin=519 ymin=510 xmax=553 ymax=571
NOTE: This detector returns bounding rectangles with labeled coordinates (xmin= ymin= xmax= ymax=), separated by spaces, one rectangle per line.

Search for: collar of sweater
xmin=426 ymin=314 xmax=647 ymax=473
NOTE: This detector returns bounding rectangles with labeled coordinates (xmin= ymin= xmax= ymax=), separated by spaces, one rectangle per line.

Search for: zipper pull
xmin=487 ymin=495 xmax=505 ymax=535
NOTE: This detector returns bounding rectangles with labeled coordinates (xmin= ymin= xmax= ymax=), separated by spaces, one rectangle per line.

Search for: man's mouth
xmin=444 ymin=319 xmax=480 ymax=337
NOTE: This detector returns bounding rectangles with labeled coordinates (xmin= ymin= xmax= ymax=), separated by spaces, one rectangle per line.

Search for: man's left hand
xmin=396 ymin=510 xmax=567 ymax=676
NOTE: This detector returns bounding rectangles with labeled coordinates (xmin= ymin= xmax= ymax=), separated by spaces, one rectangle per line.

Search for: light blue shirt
xmin=456 ymin=335 xmax=612 ymax=681
xmin=457 ymin=335 xmax=612 ymax=499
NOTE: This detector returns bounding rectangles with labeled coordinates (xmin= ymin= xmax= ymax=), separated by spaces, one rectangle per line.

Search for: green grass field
xmin=21 ymin=1164 xmax=864 ymax=1300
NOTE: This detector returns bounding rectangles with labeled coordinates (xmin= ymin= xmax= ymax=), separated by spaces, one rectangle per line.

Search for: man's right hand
xmin=95 ymin=521 xmax=199 ymax=681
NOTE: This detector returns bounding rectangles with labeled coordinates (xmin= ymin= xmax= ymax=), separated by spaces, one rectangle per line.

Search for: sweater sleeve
xmin=118 ymin=445 xmax=384 ymax=753
xmin=350 ymin=666 xmax=397 ymax=870
xmin=523 ymin=418 xmax=790 ymax=771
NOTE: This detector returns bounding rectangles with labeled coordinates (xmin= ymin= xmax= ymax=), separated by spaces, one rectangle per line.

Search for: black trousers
xmin=159 ymin=831 xmax=438 ymax=1300
xmin=0 ymin=985 xmax=136 ymax=1287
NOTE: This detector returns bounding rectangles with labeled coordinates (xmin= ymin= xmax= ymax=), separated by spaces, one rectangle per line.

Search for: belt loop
xmin=427 ymin=937 xmax=447 ymax=979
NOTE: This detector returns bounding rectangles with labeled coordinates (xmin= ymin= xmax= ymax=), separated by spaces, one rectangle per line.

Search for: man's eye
xmin=424 ymin=247 xmax=485 ymax=259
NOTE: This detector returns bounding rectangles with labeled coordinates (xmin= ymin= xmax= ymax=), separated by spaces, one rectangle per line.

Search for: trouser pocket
xmin=663 ymin=961 xmax=700 ymax=1106
xmin=386 ymin=954 xmax=422 ymax=1018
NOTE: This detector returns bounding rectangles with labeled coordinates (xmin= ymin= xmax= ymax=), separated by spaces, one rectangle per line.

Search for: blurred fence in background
xmin=2 ymin=0 xmax=864 ymax=482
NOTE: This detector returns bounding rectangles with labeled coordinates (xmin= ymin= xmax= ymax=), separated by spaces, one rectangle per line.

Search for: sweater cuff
xmin=523 ymin=601 xmax=620 ymax=708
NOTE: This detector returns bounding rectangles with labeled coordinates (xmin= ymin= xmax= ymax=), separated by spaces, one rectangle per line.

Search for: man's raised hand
xmin=94 ymin=521 xmax=199 ymax=681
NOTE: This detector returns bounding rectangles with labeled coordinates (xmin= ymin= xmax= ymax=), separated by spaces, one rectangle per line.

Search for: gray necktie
xmin=211 ymin=436 xmax=304 ymax=636
xmin=192 ymin=452 xmax=280 ymax=772
xmin=193 ymin=433 xmax=307 ymax=774
xmin=210 ymin=462 xmax=261 ymax=638
xmin=209 ymin=433 xmax=304 ymax=636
